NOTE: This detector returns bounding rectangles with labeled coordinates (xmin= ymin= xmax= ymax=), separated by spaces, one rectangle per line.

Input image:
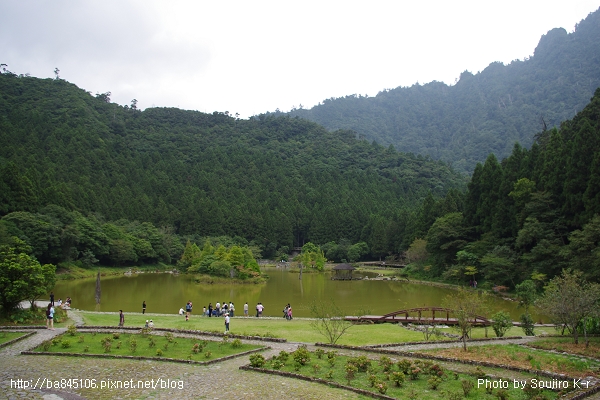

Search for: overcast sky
xmin=1 ymin=1 xmax=598 ymax=118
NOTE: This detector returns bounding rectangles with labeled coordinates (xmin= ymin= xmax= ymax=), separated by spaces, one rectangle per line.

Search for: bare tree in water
xmin=95 ymin=271 xmax=101 ymax=306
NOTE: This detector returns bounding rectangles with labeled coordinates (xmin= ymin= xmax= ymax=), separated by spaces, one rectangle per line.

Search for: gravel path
xmin=2 ymin=312 xmax=598 ymax=399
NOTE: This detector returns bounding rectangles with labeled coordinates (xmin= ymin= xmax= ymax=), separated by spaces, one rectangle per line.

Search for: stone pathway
xmin=2 ymin=318 xmax=599 ymax=399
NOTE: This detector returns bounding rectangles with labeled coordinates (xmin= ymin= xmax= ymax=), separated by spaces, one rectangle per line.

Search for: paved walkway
xmin=1 ymin=311 xmax=599 ymax=399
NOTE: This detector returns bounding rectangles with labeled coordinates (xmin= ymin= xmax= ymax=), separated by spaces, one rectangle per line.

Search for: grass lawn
xmin=528 ymin=336 xmax=600 ymax=359
xmin=250 ymin=348 xmax=561 ymax=399
xmin=33 ymin=331 xmax=262 ymax=361
xmin=80 ymin=312 xmax=431 ymax=345
xmin=419 ymin=344 xmax=600 ymax=378
xmin=0 ymin=331 xmax=29 ymax=345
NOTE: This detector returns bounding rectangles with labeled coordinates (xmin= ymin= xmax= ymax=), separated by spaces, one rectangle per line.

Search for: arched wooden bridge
xmin=345 ymin=307 xmax=491 ymax=326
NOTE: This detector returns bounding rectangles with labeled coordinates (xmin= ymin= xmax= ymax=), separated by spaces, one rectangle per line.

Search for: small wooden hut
xmin=332 ymin=263 xmax=355 ymax=280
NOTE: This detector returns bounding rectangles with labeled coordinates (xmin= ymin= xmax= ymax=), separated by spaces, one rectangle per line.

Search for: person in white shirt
xmin=224 ymin=313 xmax=230 ymax=333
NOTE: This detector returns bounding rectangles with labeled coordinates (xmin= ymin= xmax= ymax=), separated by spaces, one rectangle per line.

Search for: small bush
xmin=83 ymin=345 xmax=89 ymax=352
xmin=491 ymin=311 xmax=513 ymax=338
xmin=61 ymin=339 xmax=71 ymax=349
xmin=376 ymin=381 xmax=388 ymax=395
xmin=249 ymin=353 xmax=266 ymax=368
xmin=391 ymin=371 xmax=405 ymax=387
xmin=112 ymin=332 xmax=120 ymax=340
xmin=156 ymin=348 xmax=163 ymax=357
xmin=461 ymin=379 xmax=474 ymax=396
xmin=315 ymin=348 xmax=325 ymax=359
xmin=204 ymin=351 xmax=212 ymax=359
xmin=278 ymin=350 xmax=289 ymax=363
xmin=77 ymin=335 xmax=84 ymax=343
xmin=292 ymin=345 xmax=311 ymax=366
xmin=379 ymin=356 xmax=393 ymax=372
xmin=230 ymin=338 xmax=242 ymax=348
xmin=428 ymin=376 xmax=442 ymax=390
xmin=67 ymin=325 xmax=77 ymax=336
xmin=271 ymin=359 xmax=285 ymax=369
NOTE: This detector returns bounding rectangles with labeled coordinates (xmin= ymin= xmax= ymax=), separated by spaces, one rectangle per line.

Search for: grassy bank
xmin=79 ymin=312 xmax=531 ymax=346
xmin=56 ymin=263 xmax=174 ymax=280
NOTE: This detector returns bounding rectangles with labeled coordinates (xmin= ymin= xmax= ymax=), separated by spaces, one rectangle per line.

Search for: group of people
xmin=50 ymin=292 xmax=71 ymax=309
xmin=282 ymin=303 xmax=293 ymax=320
xmin=205 ymin=301 xmax=235 ymax=317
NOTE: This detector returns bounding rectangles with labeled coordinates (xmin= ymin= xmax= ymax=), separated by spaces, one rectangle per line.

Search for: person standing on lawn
xmin=224 ymin=313 xmax=230 ymax=333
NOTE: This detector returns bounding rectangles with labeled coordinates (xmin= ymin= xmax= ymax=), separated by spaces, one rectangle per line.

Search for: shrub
xmin=312 ymin=363 xmax=321 ymax=374
xmin=391 ymin=371 xmax=405 ymax=387
xmin=491 ymin=311 xmax=513 ymax=337
xmin=315 ymin=348 xmax=325 ymax=359
xmin=192 ymin=343 xmax=203 ymax=354
xmin=520 ymin=313 xmax=535 ymax=336
xmin=230 ymin=338 xmax=242 ymax=348
xmin=278 ymin=351 xmax=289 ymax=363
xmin=129 ymin=337 xmax=137 ymax=353
xmin=379 ymin=356 xmax=393 ymax=372
xmin=292 ymin=345 xmax=311 ymax=366
xmin=428 ymin=376 xmax=442 ymax=390
xmin=398 ymin=359 xmax=413 ymax=374
xmin=77 ymin=335 xmax=84 ymax=343
xmin=164 ymin=332 xmax=174 ymax=342
xmin=41 ymin=341 xmax=51 ymax=351
xmin=376 ymin=381 xmax=388 ymax=395
xmin=112 ymin=332 xmax=120 ymax=340
xmin=345 ymin=363 xmax=358 ymax=384
xmin=204 ymin=351 xmax=212 ymax=359
xmin=156 ymin=349 xmax=163 ymax=357
xmin=348 ymin=355 xmax=371 ymax=372
xmin=249 ymin=353 xmax=266 ymax=368
xmin=271 ymin=359 xmax=285 ymax=370
xmin=461 ymin=379 xmax=474 ymax=396
xmin=67 ymin=325 xmax=77 ymax=336
xmin=408 ymin=366 xmax=421 ymax=380
xmin=61 ymin=339 xmax=71 ymax=349
xmin=83 ymin=346 xmax=89 ymax=352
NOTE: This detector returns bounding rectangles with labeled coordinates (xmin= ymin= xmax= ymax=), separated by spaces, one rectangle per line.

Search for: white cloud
xmin=1 ymin=0 xmax=598 ymax=117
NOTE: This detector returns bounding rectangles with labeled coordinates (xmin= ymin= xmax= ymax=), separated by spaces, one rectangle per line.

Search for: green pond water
xmin=53 ymin=268 xmax=543 ymax=320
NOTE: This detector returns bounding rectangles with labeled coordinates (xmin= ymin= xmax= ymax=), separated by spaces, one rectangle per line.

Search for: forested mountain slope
xmin=286 ymin=8 xmax=600 ymax=174
xmin=418 ymin=88 xmax=600 ymax=284
xmin=0 ymin=72 xmax=466 ymax=261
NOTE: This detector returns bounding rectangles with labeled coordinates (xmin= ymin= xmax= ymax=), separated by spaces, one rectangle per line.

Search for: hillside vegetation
xmin=286 ymin=8 xmax=600 ymax=174
xmin=0 ymin=71 xmax=465 ymax=265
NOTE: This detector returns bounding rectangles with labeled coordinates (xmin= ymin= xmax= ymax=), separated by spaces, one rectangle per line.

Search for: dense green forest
xmin=414 ymin=89 xmax=600 ymax=285
xmin=284 ymin=8 xmax=600 ymax=174
xmin=0 ymin=71 xmax=465 ymax=266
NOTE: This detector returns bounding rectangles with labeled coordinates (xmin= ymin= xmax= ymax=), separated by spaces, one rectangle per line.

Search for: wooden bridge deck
xmin=345 ymin=307 xmax=492 ymax=326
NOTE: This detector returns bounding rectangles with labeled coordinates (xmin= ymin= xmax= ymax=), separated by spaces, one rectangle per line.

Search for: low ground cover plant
xmin=250 ymin=349 xmax=561 ymax=399
xmin=33 ymin=331 xmax=261 ymax=361
xmin=419 ymin=344 xmax=600 ymax=378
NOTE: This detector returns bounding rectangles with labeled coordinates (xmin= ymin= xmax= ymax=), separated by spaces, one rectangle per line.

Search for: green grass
xmin=80 ymin=312 xmax=428 ymax=345
xmin=420 ymin=343 xmax=600 ymax=378
xmin=33 ymin=331 xmax=261 ymax=361
xmin=529 ymin=336 xmax=600 ymax=359
xmin=252 ymin=348 xmax=560 ymax=399
xmin=0 ymin=331 xmax=28 ymax=345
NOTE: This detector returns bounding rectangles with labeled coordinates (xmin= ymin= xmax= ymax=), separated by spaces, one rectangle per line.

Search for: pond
xmin=53 ymin=268 xmax=543 ymax=321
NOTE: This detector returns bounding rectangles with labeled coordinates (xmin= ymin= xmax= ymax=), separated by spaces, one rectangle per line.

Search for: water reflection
xmin=53 ymin=268 xmax=544 ymax=320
